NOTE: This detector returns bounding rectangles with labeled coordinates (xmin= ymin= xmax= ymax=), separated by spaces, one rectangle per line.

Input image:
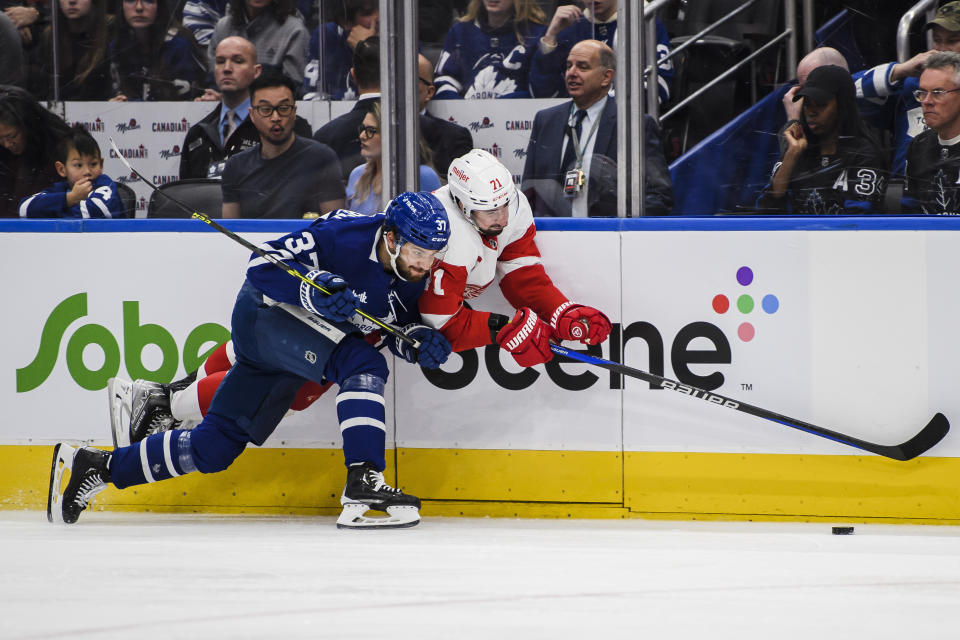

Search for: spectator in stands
xmin=221 ymin=71 xmax=344 ymax=218
xmin=529 ymin=0 xmax=674 ymax=105
xmin=4 ymin=2 xmax=44 ymax=49
xmin=208 ymin=0 xmax=308 ymax=84
xmin=181 ymin=36 xmax=311 ymax=179
xmin=522 ymin=39 xmax=672 ymax=216
xmin=0 ymin=13 xmax=24 ymax=86
xmin=109 ymin=0 xmax=207 ymax=101
xmin=433 ymin=0 xmax=546 ymax=99
xmin=903 ymin=52 xmax=960 ymax=214
xmin=302 ymin=0 xmax=377 ymax=100
xmin=18 ymin=124 xmax=126 ymax=218
xmin=312 ymin=35 xmax=379 ymax=182
xmin=782 ymin=47 xmax=849 ymax=124
xmin=26 ymin=0 xmax=113 ymax=100
xmin=854 ymin=1 xmax=960 ymax=175
xmin=417 ymin=53 xmax=473 ymax=180
xmin=0 ymin=85 xmax=71 ymax=217
xmin=346 ymin=101 xmax=442 ymax=214
xmin=757 ymin=65 xmax=887 ymax=215
xmin=182 ymin=0 xmax=228 ymax=48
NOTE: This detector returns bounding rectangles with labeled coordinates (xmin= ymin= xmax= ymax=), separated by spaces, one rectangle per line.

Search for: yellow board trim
xmin=5 ymin=445 xmax=960 ymax=523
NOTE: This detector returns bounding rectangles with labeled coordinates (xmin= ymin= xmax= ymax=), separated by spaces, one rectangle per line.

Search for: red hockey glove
xmin=496 ymin=307 xmax=554 ymax=367
xmin=550 ymin=302 xmax=612 ymax=345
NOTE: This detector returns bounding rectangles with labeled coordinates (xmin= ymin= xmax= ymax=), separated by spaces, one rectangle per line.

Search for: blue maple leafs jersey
xmin=434 ymin=19 xmax=547 ymax=99
xmin=245 ymin=211 xmax=425 ymax=335
xmin=18 ymin=174 xmax=127 ymax=218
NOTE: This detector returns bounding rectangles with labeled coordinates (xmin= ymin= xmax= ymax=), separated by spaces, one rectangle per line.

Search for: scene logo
xmin=710 ymin=266 xmax=780 ymax=342
xmin=116 ymin=118 xmax=142 ymax=134
xmin=468 ymin=116 xmax=494 ymax=132
xmin=115 ymin=171 xmax=139 ymax=184
xmin=16 ymin=293 xmax=230 ymax=392
xmin=422 ymin=265 xmax=784 ymax=393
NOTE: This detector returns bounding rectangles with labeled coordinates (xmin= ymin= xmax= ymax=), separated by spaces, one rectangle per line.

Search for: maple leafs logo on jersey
xmin=800 ymin=189 xmax=844 ymax=215
xmin=924 ymin=169 xmax=960 ymax=214
xmin=466 ymin=64 xmax=518 ymax=99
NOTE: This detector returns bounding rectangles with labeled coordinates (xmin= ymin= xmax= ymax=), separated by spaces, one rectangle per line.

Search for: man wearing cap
xmin=903 ymin=51 xmax=960 ymax=214
xmin=854 ymin=1 xmax=960 ymax=175
xmin=757 ymin=65 xmax=887 ymax=214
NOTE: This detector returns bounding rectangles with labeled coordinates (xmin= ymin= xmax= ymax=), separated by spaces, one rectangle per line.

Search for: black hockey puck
xmin=832 ymin=526 xmax=854 ymax=535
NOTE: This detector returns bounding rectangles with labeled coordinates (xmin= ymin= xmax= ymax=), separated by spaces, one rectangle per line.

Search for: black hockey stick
xmin=108 ymin=138 xmax=419 ymax=348
xmin=550 ymin=344 xmax=949 ymax=461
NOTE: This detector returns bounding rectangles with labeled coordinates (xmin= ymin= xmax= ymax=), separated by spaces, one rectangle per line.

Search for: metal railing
xmin=897 ymin=0 xmax=938 ymax=62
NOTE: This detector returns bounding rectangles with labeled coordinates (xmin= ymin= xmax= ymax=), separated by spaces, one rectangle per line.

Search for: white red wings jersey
xmin=419 ymin=184 xmax=568 ymax=352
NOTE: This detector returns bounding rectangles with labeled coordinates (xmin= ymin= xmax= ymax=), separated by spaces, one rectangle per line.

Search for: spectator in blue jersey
xmin=221 ymin=70 xmax=344 ymax=218
xmin=183 ymin=0 xmax=314 ymax=48
xmin=25 ymin=0 xmax=113 ymax=100
xmin=854 ymin=1 xmax=960 ymax=176
xmin=302 ymin=0 xmax=378 ymax=100
xmin=208 ymin=0 xmax=308 ymax=84
xmin=346 ymin=101 xmax=442 ymax=214
xmin=528 ymin=0 xmax=673 ymax=105
xmin=0 ymin=85 xmax=71 ymax=217
xmin=757 ymin=65 xmax=887 ymax=215
xmin=17 ymin=125 xmax=126 ymax=218
xmin=433 ymin=0 xmax=547 ymax=99
xmin=108 ymin=0 xmax=208 ymax=101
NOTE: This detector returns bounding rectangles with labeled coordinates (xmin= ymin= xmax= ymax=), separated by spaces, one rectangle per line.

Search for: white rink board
xmin=2 ymin=226 xmax=959 ymax=457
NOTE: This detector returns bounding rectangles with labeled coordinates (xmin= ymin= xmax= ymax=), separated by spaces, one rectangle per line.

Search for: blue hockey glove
xmin=394 ymin=324 xmax=452 ymax=369
xmin=301 ymin=270 xmax=359 ymax=322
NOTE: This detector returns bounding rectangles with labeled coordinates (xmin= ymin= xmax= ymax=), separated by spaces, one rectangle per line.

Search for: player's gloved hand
xmin=496 ymin=307 xmax=554 ymax=367
xmin=394 ymin=324 xmax=452 ymax=369
xmin=303 ymin=270 xmax=359 ymax=322
xmin=550 ymin=302 xmax=612 ymax=345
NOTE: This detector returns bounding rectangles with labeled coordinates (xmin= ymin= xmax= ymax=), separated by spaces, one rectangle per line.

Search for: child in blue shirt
xmin=18 ymin=126 xmax=127 ymax=219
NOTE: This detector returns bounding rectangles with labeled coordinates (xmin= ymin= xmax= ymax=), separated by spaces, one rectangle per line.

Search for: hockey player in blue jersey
xmin=47 ymin=192 xmax=452 ymax=529
xmin=18 ymin=125 xmax=127 ymax=219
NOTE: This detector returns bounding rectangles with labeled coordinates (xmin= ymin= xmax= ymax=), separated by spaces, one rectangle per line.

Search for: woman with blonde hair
xmin=433 ymin=0 xmax=546 ymax=99
xmin=346 ymin=101 xmax=442 ymax=214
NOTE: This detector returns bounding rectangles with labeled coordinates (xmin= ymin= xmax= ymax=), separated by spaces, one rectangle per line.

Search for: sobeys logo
xmin=17 ymin=293 xmax=231 ymax=392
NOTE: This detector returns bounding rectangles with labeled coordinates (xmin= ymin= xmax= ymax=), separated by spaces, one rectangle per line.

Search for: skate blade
xmin=47 ymin=443 xmax=76 ymax=524
xmin=107 ymin=377 xmax=133 ymax=448
xmin=336 ymin=503 xmax=420 ymax=529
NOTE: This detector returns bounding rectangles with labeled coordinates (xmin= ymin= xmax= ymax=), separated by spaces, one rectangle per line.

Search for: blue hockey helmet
xmin=383 ymin=191 xmax=450 ymax=252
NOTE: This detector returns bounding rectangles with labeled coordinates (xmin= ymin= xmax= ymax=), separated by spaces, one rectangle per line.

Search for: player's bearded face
xmin=394 ymin=242 xmax=441 ymax=281
xmin=471 ymin=204 xmax=509 ymax=236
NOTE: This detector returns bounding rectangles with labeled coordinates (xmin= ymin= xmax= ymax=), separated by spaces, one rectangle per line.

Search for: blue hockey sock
xmin=337 ymin=373 xmax=386 ymax=471
xmin=110 ymin=430 xmax=198 ymax=489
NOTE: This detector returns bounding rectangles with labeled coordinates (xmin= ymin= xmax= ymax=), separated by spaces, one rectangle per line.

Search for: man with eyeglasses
xmin=417 ymin=53 xmax=473 ymax=179
xmin=903 ymin=51 xmax=960 ymax=214
xmin=180 ymin=36 xmax=312 ymax=180
xmin=221 ymin=70 xmax=345 ymax=218
xmin=854 ymin=1 xmax=960 ymax=176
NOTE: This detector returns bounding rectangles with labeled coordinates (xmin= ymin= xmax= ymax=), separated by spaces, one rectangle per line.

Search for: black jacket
xmin=180 ymin=103 xmax=312 ymax=179
xmin=420 ymin=111 xmax=473 ymax=180
xmin=313 ymin=96 xmax=379 ymax=182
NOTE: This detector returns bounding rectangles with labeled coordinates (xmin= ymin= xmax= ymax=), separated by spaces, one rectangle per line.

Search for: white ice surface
xmin=2 ymin=512 xmax=959 ymax=639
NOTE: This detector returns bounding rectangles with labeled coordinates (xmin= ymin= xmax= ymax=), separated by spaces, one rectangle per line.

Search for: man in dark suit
xmin=312 ymin=36 xmax=380 ymax=182
xmin=522 ymin=39 xmax=673 ymax=216
xmin=417 ymin=53 xmax=473 ymax=179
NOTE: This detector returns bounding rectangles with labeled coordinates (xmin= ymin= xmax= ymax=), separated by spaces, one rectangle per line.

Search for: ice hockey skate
xmin=337 ymin=462 xmax=421 ymax=529
xmin=126 ymin=379 xmax=179 ymax=446
xmin=107 ymin=377 xmax=134 ymax=447
xmin=47 ymin=444 xmax=111 ymax=524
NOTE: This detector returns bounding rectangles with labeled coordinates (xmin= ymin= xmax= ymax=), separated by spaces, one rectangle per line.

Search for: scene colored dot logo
xmin=711 ymin=266 xmax=779 ymax=342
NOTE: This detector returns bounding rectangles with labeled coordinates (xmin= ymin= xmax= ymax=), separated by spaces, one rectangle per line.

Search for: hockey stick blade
xmin=107 ymin=138 xmax=418 ymax=349
xmin=550 ymin=344 xmax=949 ymax=461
